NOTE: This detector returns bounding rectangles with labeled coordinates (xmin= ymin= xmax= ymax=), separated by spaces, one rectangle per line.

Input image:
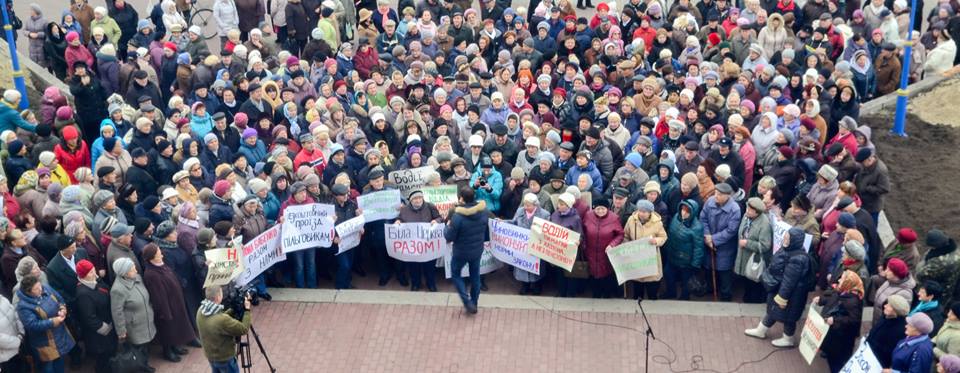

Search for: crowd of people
xmin=0 ymin=0 xmax=958 ymax=370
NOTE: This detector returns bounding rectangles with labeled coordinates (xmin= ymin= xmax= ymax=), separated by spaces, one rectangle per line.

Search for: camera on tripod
xmin=225 ymin=285 xmax=255 ymax=320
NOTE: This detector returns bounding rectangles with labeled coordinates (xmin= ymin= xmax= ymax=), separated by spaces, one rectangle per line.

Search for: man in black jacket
xmin=444 ymin=187 xmax=490 ymax=314
xmin=126 ymin=149 xmax=160 ymax=200
xmin=44 ymin=236 xmax=89 ymax=369
xmin=74 ymin=259 xmax=118 ymax=373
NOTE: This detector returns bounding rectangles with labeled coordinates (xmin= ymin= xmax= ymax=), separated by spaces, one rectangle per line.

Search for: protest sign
xmin=281 ymin=203 xmax=335 ymax=253
xmin=422 ymin=185 xmax=458 ymax=219
xmin=204 ymin=247 xmax=244 ymax=288
xmin=772 ymin=220 xmax=813 ymax=254
xmin=235 ymin=225 xmax=284 ymax=287
xmin=878 ymin=211 xmax=896 ymax=249
xmin=528 ymin=217 xmax=580 ymax=272
xmin=799 ymin=304 xmax=830 ymax=364
xmin=444 ymin=243 xmax=503 ymax=278
xmin=388 ymin=166 xmax=434 ymax=198
xmin=841 ymin=338 xmax=882 ymax=373
xmin=357 ymin=189 xmax=402 ymax=222
xmin=384 ymin=223 xmax=448 ymax=262
xmin=335 ymin=215 xmax=365 ymax=255
xmin=488 ymin=220 xmax=540 ymax=275
xmin=606 ymin=240 xmax=661 ymax=284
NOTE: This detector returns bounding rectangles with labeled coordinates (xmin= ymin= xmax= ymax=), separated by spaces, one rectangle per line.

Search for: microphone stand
xmin=638 ymin=298 xmax=656 ymax=373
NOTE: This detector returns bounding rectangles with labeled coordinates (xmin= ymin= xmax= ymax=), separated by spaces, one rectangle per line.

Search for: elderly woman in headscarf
xmin=175 ymin=202 xmax=202 ymax=257
xmin=59 ymin=185 xmax=95 ymax=229
xmin=92 ymin=190 xmax=127 ymax=239
xmin=814 ymin=270 xmax=865 ymax=372
xmin=72 ymin=167 xmax=96 ymax=205
xmin=66 ymin=219 xmax=105 ymax=278
xmin=10 ymin=255 xmax=48 ymax=303
xmin=13 ymin=171 xmax=47 ymax=219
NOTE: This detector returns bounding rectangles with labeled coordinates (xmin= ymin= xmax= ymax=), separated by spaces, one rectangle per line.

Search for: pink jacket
xmin=64 ymin=44 xmax=94 ymax=76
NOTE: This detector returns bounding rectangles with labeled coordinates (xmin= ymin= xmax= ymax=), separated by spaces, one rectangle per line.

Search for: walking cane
xmin=710 ymin=246 xmax=718 ymax=301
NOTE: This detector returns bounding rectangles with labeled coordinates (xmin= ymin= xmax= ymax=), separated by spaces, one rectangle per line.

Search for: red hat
xmin=777 ymin=145 xmax=795 ymax=159
xmin=887 ymin=258 xmax=909 ymax=279
xmin=708 ymin=32 xmax=721 ymax=46
xmin=333 ymin=80 xmax=347 ymax=91
xmin=76 ymin=259 xmax=95 ymax=279
xmin=56 ymin=106 xmax=73 ymax=120
xmin=800 ymin=117 xmax=817 ymax=131
xmin=563 ymin=15 xmax=576 ymax=22
xmin=213 ymin=180 xmax=231 ymax=197
xmin=597 ymin=2 xmax=609 ymax=11
xmin=163 ymin=42 xmax=178 ymax=52
xmin=896 ymin=228 xmax=918 ymax=244
xmin=62 ymin=125 xmax=79 ymax=141
xmin=552 ymin=87 xmax=567 ymax=97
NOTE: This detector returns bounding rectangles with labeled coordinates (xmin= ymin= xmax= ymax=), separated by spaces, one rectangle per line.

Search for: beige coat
xmin=624 ymin=212 xmax=667 ymax=282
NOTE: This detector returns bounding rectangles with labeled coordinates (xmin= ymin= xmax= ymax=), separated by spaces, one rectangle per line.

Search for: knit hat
xmin=843 ymin=240 xmax=866 ymax=261
xmin=838 ymin=212 xmax=857 ymax=229
xmin=927 ymin=229 xmax=951 ymax=248
xmin=643 ymin=180 xmax=661 ymax=194
xmin=197 ymin=228 xmax=216 ymax=247
xmin=887 ymin=294 xmax=910 ymax=316
xmin=855 ymin=148 xmax=873 ymax=162
xmin=155 ymin=221 xmax=177 ymax=240
xmin=248 ymin=178 xmax=269 ymax=195
xmin=896 ymin=228 xmax=918 ymax=244
xmin=39 ymin=151 xmax=56 ymax=167
xmin=213 ymin=221 xmax=234 ymax=237
xmin=557 ymin=193 xmax=575 ymax=208
xmin=907 ymin=313 xmax=934 ymax=335
xmin=103 ymin=137 xmax=118 ymax=152
xmin=715 ymin=164 xmax=731 ymax=179
xmin=8 ymin=139 xmax=23 ymax=155
xmin=887 ymin=258 xmax=909 ymax=279
xmin=61 ymin=185 xmax=83 ymax=204
xmin=635 ymin=199 xmax=655 ymax=212
xmin=92 ymin=190 xmax=114 ymax=209
xmin=680 ymin=173 xmax=698 ymax=190
xmin=112 ymin=257 xmax=136 ymax=277
xmin=213 ymin=180 xmax=231 ymax=198
xmin=940 ymin=355 xmax=960 ymax=373
xmin=76 ymin=259 xmax=95 ymax=279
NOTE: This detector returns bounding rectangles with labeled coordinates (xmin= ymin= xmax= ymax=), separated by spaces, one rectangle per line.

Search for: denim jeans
xmin=40 ymin=358 xmax=64 ymax=373
xmin=335 ymin=249 xmax=354 ymax=289
xmin=292 ymin=248 xmax=317 ymax=288
xmin=450 ymin=256 xmax=481 ymax=306
xmin=210 ymin=357 xmax=240 ymax=373
xmin=407 ymin=261 xmax=436 ymax=289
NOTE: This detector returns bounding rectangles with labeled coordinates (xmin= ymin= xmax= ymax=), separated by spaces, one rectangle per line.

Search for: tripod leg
xmin=248 ymin=325 xmax=278 ymax=373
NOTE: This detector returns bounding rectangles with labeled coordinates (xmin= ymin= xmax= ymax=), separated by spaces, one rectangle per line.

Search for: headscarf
xmin=836 ymin=270 xmax=865 ymax=299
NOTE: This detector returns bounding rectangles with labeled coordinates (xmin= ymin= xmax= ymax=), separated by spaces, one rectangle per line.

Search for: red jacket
xmin=293 ymin=148 xmax=326 ymax=176
xmin=826 ymin=132 xmax=858 ymax=161
xmin=581 ymin=210 xmax=624 ymax=278
xmin=64 ymin=44 xmax=94 ymax=76
xmin=353 ymin=47 xmax=380 ymax=80
xmin=54 ymin=141 xmax=91 ymax=184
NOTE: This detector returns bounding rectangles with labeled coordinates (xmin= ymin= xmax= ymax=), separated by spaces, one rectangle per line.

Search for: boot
xmin=187 ymin=339 xmax=202 ymax=348
xmin=172 ymin=346 xmax=188 ymax=355
xmin=744 ymin=322 xmax=769 ymax=339
xmin=771 ymin=333 xmax=797 ymax=348
xmin=163 ymin=346 xmax=182 ymax=362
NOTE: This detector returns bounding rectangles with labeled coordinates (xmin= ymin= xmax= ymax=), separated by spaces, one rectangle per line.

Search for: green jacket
xmin=734 ymin=211 xmax=772 ymax=278
xmin=90 ymin=17 xmax=122 ymax=45
xmin=197 ymin=309 xmax=251 ymax=362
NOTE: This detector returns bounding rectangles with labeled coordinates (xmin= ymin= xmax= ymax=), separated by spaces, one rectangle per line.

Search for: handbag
xmin=110 ymin=343 xmax=149 ymax=373
xmin=743 ymin=252 xmax=765 ymax=282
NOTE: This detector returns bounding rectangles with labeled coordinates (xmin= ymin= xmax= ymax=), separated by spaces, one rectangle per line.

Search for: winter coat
xmin=0 ymin=295 xmax=23 ymax=361
xmin=875 ymin=54 xmax=902 ymax=96
xmin=734 ymin=212 xmax=773 ymax=278
xmin=235 ymin=0 xmax=266 ymax=33
xmin=285 ymin=1 xmax=310 ymax=41
xmin=933 ymin=319 xmax=960 ymax=358
xmin=156 ymin=238 xmax=200 ymax=327
xmin=806 ymin=179 xmax=838 ymax=219
xmin=444 ymin=200 xmax=490 ymax=260
xmin=142 ymin=262 xmax=196 ymax=346
xmin=925 ymin=40 xmax=957 ymax=77
xmin=763 ymin=233 xmax=811 ymax=324
xmin=74 ymin=279 xmax=118 ymax=354
xmin=212 ymin=0 xmax=240 ymax=36
xmin=867 ymin=315 xmax=907 ymax=368
xmin=209 ymin=195 xmax=235 ymax=226
xmin=64 ymin=44 xmax=94 ymax=76
xmin=582 ymin=211 xmax=625 ymax=278
xmin=665 ymin=200 xmax=705 ymax=269
xmin=890 ymin=335 xmax=934 ymax=373
xmin=854 ymin=159 xmax=890 ymax=214
xmin=624 ymin=211 xmax=667 ymax=281
xmin=54 ymin=142 xmax=91 ymax=185
xmin=469 ymin=169 xmax=504 ymax=213
xmin=110 ymin=274 xmax=156 ymax=345
xmin=509 ymin=206 xmax=551 ymax=281
xmin=817 ymin=288 xmax=864 ymax=363
xmin=94 ymin=150 xmax=133 ymax=188
xmin=26 ymin=14 xmax=48 ymax=67
xmin=700 ymin=196 xmax=742 ymax=271
xmin=196 ymin=305 xmax=250 ymax=362
xmin=44 ymin=251 xmax=89 ymax=309
xmin=873 ymin=275 xmax=917 ymax=324
xmin=106 ymin=241 xmax=141 ymax=282
xmin=564 ymin=161 xmax=604 ymax=194
xmin=15 ymin=285 xmax=75 ymax=361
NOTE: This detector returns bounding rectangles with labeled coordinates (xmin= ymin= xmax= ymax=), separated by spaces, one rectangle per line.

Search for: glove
xmin=774 ymin=294 xmax=788 ymax=308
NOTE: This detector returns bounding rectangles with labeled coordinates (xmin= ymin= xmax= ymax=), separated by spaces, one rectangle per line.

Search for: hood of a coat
xmin=453 ymin=200 xmax=487 ymax=216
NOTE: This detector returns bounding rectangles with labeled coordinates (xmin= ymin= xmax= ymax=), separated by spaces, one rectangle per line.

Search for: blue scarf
xmin=909 ymin=300 xmax=940 ymax=316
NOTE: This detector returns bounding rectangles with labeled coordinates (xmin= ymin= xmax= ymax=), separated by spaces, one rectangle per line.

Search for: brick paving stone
xmin=100 ymin=300 xmax=831 ymax=373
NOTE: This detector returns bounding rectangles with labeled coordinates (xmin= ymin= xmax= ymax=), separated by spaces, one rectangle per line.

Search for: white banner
xmin=422 ymin=185 xmax=458 ymax=219
xmin=772 ymin=219 xmax=813 ymax=254
xmin=203 ymin=247 xmax=244 ymax=288
xmin=488 ymin=220 xmax=540 ymax=275
xmin=799 ymin=304 xmax=830 ymax=364
xmin=235 ymin=225 xmax=285 ymax=287
xmin=281 ymin=203 xmax=335 ymax=253
xmin=384 ymin=223 xmax=448 ymax=262
xmin=388 ymin=166 xmax=434 ymax=198
xmin=444 ymin=243 xmax=503 ymax=278
xmin=335 ymin=215 xmax=365 ymax=255
xmin=357 ymin=189 xmax=402 ymax=222
xmin=841 ymin=338 xmax=882 ymax=373
xmin=528 ymin=217 xmax=580 ymax=272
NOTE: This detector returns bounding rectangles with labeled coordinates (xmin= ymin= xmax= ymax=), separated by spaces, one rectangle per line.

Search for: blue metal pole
xmin=892 ymin=0 xmax=919 ymax=137
xmin=1 ymin=3 xmax=29 ymax=110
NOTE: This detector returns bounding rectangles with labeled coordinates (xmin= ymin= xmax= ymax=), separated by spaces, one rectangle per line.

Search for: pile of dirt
xmin=862 ymin=113 xmax=960 ymax=242
xmin=909 ymin=78 xmax=960 ymax=128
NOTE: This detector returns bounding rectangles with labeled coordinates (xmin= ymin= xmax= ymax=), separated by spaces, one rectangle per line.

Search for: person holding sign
xmin=509 ymin=193 xmax=551 ymax=295
xmin=141 ymin=244 xmax=197 ymax=363
xmin=233 ymin=195 xmax=271 ymax=301
xmin=582 ymin=197 xmax=624 ymax=298
xmin=444 ymin=187 xmax=490 ymax=314
xmin=278 ymin=181 xmax=319 ymax=288
xmin=812 ymin=270 xmax=865 ymax=372
xmin=550 ymin=193 xmax=584 ymax=298
xmin=623 ymin=200 xmax=667 ymax=300
xmin=362 ymin=169 xmax=408 ymax=287
xmin=744 ymin=228 xmax=812 ymax=348
xmin=397 ymin=190 xmax=442 ymax=292
xmin=332 ymin=184 xmax=362 ymax=290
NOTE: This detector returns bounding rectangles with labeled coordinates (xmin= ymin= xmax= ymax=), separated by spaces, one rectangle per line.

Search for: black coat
xmin=285 ymin=2 xmax=310 ymax=41
xmin=866 ymin=316 xmax=907 ymax=368
xmin=75 ymin=279 xmax=118 ymax=354
xmin=817 ymin=289 xmax=863 ymax=362
xmin=764 ymin=240 xmax=810 ymax=323
xmin=69 ymin=77 xmax=108 ymax=137
xmin=142 ymin=262 xmax=197 ymax=346
xmin=126 ymin=163 xmax=160 ymax=200
xmin=45 ymin=249 xmax=90 ymax=308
